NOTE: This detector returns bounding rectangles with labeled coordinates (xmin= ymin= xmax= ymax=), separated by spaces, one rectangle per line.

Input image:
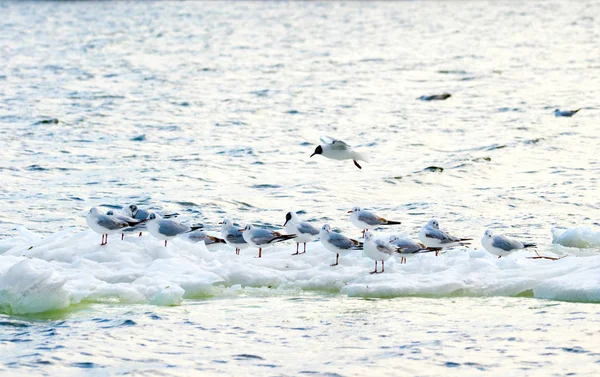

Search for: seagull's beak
xmin=218 ymin=222 xmax=223 ymax=225
xmin=347 ymin=210 xmax=353 ymax=213
xmin=283 ymin=220 xmax=289 ymax=226
xmin=309 ymin=152 xmax=316 ymax=158
xmin=238 ymin=228 xmax=244 ymax=232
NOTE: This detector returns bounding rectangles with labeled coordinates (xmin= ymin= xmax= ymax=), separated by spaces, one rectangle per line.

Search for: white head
xmin=106 ymin=210 xmax=114 ymax=216
xmin=220 ymin=219 xmax=232 ymax=230
xmin=88 ymin=207 xmax=101 ymax=217
xmin=427 ymin=219 xmax=440 ymax=229
xmin=126 ymin=204 xmax=138 ymax=217
xmin=483 ymin=229 xmax=494 ymax=239
xmin=389 ymin=235 xmax=399 ymax=243
xmin=364 ymin=231 xmax=373 ymax=240
xmin=348 ymin=206 xmax=362 ymax=214
xmin=243 ymin=224 xmax=254 ymax=232
xmin=148 ymin=213 xmax=162 ymax=221
xmin=321 ymin=224 xmax=331 ymax=233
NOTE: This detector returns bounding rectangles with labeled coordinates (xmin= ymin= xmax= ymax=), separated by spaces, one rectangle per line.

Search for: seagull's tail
xmin=523 ymin=242 xmax=536 ymax=248
xmin=385 ymin=220 xmax=402 ymax=225
xmin=458 ymin=238 xmax=473 ymax=246
xmin=190 ymin=225 xmax=204 ymax=231
xmin=209 ymin=236 xmax=227 ymax=244
xmin=272 ymin=234 xmax=297 ymax=243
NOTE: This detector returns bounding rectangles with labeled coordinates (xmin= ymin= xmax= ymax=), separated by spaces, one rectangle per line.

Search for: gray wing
xmin=134 ymin=209 xmax=150 ymax=220
xmin=328 ymin=232 xmax=361 ymax=250
xmin=391 ymin=238 xmax=423 ymax=253
xmin=97 ymin=215 xmax=129 ymax=230
xmin=187 ymin=230 xmax=208 ymax=242
xmin=250 ymin=229 xmax=279 ymax=245
xmin=375 ymin=239 xmax=397 ymax=255
xmin=158 ymin=220 xmax=190 ymax=237
xmin=357 ymin=211 xmax=384 ymax=226
xmin=226 ymin=229 xmax=247 ymax=244
xmin=492 ymin=235 xmax=521 ymax=251
xmin=298 ymin=221 xmax=319 ymax=236
xmin=425 ymin=228 xmax=459 ymax=244
xmin=321 ymin=136 xmax=349 ymax=150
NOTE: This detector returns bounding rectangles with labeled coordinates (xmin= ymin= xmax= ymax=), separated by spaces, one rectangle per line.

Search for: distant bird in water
xmin=481 ymin=230 xmax=536 ymax=258
xmin=284 ymin=211 xmax=320 ymax=255
xmin=419 ymin=93 xmax=451 ymax=101
xmin=419 ymin=219 xmax=472 ymax=256
xmin=348 ymin=207 xmax=401 ymax=238
xmin=310 ymin=136 xmax=368 ymax=169
xmin=554 ymin=108 xmax=581 ymax=117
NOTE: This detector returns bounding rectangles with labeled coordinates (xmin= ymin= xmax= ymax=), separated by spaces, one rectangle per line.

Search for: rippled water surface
xmin=1 ymin=1 xmax=600 ymax=375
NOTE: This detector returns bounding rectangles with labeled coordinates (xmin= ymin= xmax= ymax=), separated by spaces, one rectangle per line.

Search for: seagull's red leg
xmin=302 ymin=243 xmax=307 ymax=254
xmin=139 ymin=232 xmax=142 ymax=237
xmin=382 ymin=260 xmax=385 ymax=273
xmin=292 ymin=243 xmax=299 ymax=255
xmin=370 ymin=261 xmax=378 ymax=274
xmin=165 ymin=240 xmax=168 ymax=247
xmin=121 ymin=233 xmax=124 ymax=241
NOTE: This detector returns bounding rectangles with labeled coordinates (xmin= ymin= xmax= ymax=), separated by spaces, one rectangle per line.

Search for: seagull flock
xmin=85 ymin=143 xmax=541 ymax=275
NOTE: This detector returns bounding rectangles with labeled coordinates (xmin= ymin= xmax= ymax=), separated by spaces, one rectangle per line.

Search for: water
xmin=1 ymin=1 xmax=600 ymax=375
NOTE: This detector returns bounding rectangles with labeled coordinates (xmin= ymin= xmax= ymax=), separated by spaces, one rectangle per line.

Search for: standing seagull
xmin=241 ymin=224 xmax=296 ymax=258
xmin=219 ymin=219 xmax=248 ymax=255
xmin=310 ymin=136 xmax=368 ymax=169
xmin=122 ymin=204 xmax=179 ymax=236
xmin=348 ymin=207 xmax=401 ymax=238
xmin=481 ymin=230 xmax=536 ymax=258
xmin=554 ymin=108 xmax=581 ymax=117
xmin=363 ymin=232 xmax=401 ymax=274
xmin=284 ymin=211 xmax=320 ymax=255
xmin=319 ymin=224 xmax=363 ymax=266
xmin=106 ymin=210 xmax=144 ymax=240
xmin=86 ymin=207 xmax=138 ymax=246
xmin=389 ymin=235 xmax=435 ymax=264
xmin=418 ymin=220 xmax=472 ymax=256
xmin=146 ymin=213 xmax=202 ymax=247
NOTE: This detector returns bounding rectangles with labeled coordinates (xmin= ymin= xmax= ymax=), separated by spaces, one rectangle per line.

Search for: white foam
xmin=552 ymin=226 xmax=600 ymax=248
xmin=1 ymin=228 xmax=600 ymax=314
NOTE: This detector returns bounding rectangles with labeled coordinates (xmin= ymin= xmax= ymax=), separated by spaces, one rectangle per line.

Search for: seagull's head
xmin=484 ymin=229 xmax=494 ymax=239
xmin=427 ymin=219 xmax=440 ymax=229
xmin=310 ymin=145 xmax=323 ymax=158
xmin=348 ymin=206 xmax=362 ymax=214
xmin=106 ymin=210 xmax=114 ymax=216
xmin=219 ymin=219 xmax=231 ymax=228
xmin=321 ymin=224 xmax=331 ymax=233
xmin=242 ymin=224 xmax=254 ymax=232
xmin=88 ymin=207 xmax=100 ymax=216
xmin=128 ymin=204 xmax=138 ymax=216
xmin=284 ymin=211 xmax=295 ymax=226
xmin=389 ymin=235 xmax=398 ymax=243
xmin=364 ymin=231 xmax=373 ymax=240
xmin=148 ymin=213 xmax=161 ymax=221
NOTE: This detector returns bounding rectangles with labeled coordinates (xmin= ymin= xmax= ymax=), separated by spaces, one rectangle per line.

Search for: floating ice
xmin=551 ymin=226 xmax=600 ymax=248
xmin=0 ymin=228 xmax=599 ymax=314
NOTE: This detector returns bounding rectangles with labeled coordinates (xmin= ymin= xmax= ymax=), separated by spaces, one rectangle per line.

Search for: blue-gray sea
xmin=1 ymin=1 xmax=600 ymax=376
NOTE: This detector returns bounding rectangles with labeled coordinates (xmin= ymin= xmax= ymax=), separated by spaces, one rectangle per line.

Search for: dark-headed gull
xmin=554 ymin=108 xmax=581 ymax=117
xmin=284 ymin=211 xmax=320 ymax=255
xmin=310 ymin=136 xmax=368 ymax=169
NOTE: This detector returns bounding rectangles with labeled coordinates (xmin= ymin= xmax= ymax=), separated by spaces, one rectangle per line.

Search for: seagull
xmin=348 ymin=207 xmax=401 ymax=238
xmin=363 ymin=231 xmax=401 ymax=274
xmin=319 ymin=224 xmax=363 ymax=266
xmin=418 ymin=219 xmax=472 ymax=255
xmin=184 ymin=229 xmax=226 ymax=248
xmin=122 ymin=204 xmax=179 ymax=236
xmin=146 ymin=213 xmax=202 ymax=247
xmin=86 ymin=207 xmax=138 ymax=245
xmin=283 ymin=211 xmax=320 ymax=255
xmin=241 ymin=224 xmax=296 ymax=258
xmin=481 ymin=230 xmax=536 ymax=258
xmin=389 ymin=235 xmax=436 ymax=264
xmin=554 ymin=108 xmax=581 ymax=117
xmin=419 ymin=93 xmax=451 ymax=101
xmin=310 ymin=136 xmax=368 ymax=169
xmin=106 ymin=210 xmax=144 ymax=240
xmin=219 ymin=219 xmax=248 ymax=255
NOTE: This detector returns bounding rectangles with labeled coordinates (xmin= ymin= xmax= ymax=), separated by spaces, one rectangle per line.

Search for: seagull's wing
xmin=250 ymin=229 xmax=279 ymax=245
xmin=492 ymin=235 xmax=521 ymax=251
xmin=375 ymin=239 xmax=397 ymax=255
xmin=328 ymin=232 xmax=361 ymax=250
xmin=357 ymin=211 xmax=384 ymax=226
xmin=226 ymin=228 xmax=247 ymax=244
xmin=158 ymin=220 xmax=190 ymax=237
xmin=97 ymin=215 xmax=129 ymax=230
xmin=320 ymin=136 xmax=350 ymax=150
xmin=425 ymin=228 xmax=458 ymax=244
xmin=297 ymin=221 xmax=320 ymax=236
